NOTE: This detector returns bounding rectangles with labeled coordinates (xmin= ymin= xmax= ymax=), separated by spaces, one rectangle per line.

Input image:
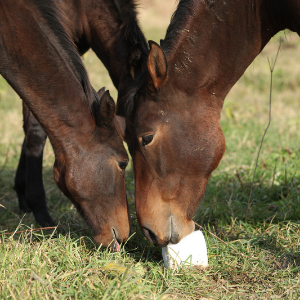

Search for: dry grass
xmin=138 ymin=0 xmax=176 ymax=30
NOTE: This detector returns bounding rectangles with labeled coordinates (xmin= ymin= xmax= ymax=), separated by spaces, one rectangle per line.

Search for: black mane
xmin=124 ymin=69 xmax=148 ymax=120
xmin=110 ymin=0 xmax=148 ymax=118
xmin=112 ymin=0 xmax=148 ymax=54
xmin=161 ymin=0 xmax=197 ymax=54
xmin=124 ymin=0 xmax=200 ymax=119
xmin=35 ymin=0 xmax=92 ymax=101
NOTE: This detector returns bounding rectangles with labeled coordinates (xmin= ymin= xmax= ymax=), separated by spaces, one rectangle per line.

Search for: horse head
xmin=53 ymin=89 xmax=131 ymax=248
xmin=127 ymin=41 xmax=225 ymax=247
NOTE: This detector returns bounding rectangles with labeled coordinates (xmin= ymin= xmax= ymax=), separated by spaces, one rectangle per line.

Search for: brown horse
xmin=0 ymin=0 xmax=131 ymax=247
xmin=14 ymin=0 xmax=147 ymax=227
xmin=123 ymin=0 xmax=300 ymax=247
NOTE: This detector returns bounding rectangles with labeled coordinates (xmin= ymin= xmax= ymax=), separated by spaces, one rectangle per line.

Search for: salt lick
xmin=162 ymin=230 xmax=208 ymax=269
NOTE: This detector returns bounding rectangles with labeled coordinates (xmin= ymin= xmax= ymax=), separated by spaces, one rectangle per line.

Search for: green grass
xmin=1 ymin=5 xmax=300 ymax=299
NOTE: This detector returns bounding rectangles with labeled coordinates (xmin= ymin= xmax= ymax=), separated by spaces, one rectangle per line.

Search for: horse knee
xmin=25 ymin=124 xmax=47 ymax=156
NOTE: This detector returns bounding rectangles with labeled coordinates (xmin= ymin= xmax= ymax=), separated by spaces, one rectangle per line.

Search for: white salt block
xmin=162 ymin=230 xmax=208 ymax=269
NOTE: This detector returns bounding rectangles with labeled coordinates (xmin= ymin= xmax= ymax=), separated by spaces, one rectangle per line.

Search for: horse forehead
xmin=135 ymin=101 xmax=164 ymax=125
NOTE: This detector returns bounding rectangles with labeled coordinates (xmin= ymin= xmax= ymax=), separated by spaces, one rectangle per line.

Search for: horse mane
xmin=110 ymin=0 xmax=148 ymax=119
xmin=161 ymin=0 xmax=199 ymax=54
xmin=35 ymin=0 xmax=92 ymax=102
xmin=112 ymin=0 xmax=148 ymax=54
xmin=124 ymin=0 xmax=201 ymax=119
xmin=124 ymin=70 xmax=148 ymax=120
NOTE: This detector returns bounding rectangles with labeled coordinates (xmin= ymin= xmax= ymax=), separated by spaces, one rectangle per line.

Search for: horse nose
xmin=142 ymin=217 xmax=180 ymax=247
xmin=142 ymin=226 xmax=169 ymax=247
xmin=93 ymin=225 xmax=130 ymax=248
xmin=169 ymin=231 xmax=180 ymax=244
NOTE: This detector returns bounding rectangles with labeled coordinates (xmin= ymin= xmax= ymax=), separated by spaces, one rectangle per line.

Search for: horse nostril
xmin=118 ymin=161 xmax=128 ymax=170
xmin=170 ymin=232 xmax=180 ymax=244
xmin=142 ymin=227 xmax=158 ymax=245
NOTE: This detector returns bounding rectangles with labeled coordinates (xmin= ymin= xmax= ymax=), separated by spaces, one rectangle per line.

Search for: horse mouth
xmin=111 ymin=228 xmax=120 ymax=252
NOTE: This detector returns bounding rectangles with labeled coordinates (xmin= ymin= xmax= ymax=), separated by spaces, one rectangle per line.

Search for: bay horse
xmin=0 ymin=0 xmax=132 ymax=247
xmin=123 ymin=0 xmax=300 ymax=247
xmin=14 ymin=0 xmax=147 ymax=227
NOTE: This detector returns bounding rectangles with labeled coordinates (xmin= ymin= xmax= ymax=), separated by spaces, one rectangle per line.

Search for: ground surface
xmin=1 ymin=1 xmax=300 ymax=299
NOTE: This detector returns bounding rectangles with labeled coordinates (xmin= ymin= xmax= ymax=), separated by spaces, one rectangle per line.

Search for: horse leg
xmin=16 ymin=102 xmax=55 ymax=226
xmin=15 ymin=139 xmax=31 ymax=212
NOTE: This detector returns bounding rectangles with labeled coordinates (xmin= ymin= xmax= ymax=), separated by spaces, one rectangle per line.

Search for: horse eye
xmin=118 ymin=161 xmax=128 ymax=170
xmin=142 ymin=135 xmax=154 ymax=147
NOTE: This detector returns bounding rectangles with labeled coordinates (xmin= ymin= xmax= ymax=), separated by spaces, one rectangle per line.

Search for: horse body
xmin=126 ymin=0 xmax=300 ymax=246
xmin=0 ymin=0 xmax=131 ymax=247
xmin=13 ymin=0 xmax=147 ymax=227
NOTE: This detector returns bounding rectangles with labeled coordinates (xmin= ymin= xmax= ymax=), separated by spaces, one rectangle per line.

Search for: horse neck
xmin=163 ymin=0 xmax=293 ymax=112
xmin=80 ymin=0 xmax=145 ymax=88
xmin=0 ymin=0 xmax=95 ymax=157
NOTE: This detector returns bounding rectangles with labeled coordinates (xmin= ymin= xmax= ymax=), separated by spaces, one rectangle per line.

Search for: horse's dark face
xmin=53 ymin=91 xmax=130 ymax=248
xmin=131 ymin=42 xmax=225 ymax=247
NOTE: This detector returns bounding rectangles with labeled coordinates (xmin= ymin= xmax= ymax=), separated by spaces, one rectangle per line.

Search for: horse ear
xmin=97 ymin=90 xmax=115 ymax=128
xmin=147 ymin=40 xmax=168 ymax=91
xmin=97 ymin=87 xmax=106 ymax=99
xmin=127 ymin=43 xmax=144 ymax=79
